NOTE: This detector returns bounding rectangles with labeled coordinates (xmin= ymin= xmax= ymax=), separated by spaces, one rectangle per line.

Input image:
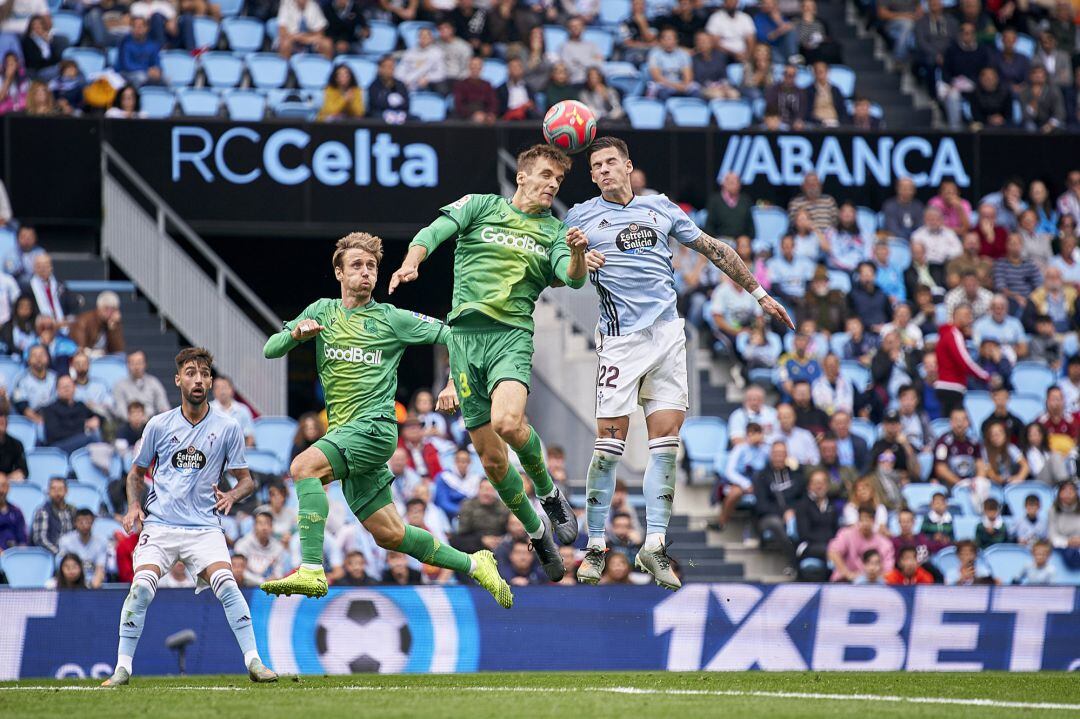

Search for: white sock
xmin=587 ymin=537 xmax=607 ymax=551
xmin=537 ymin=485 xmax=557 ymax=500
xmin=116 ymin=655 xmax=133 ymax=674
xmin=244 ymin=650 xmax=260 ymax=667
xmin=468 ymin=557 xmax=478 ymax=574
xmin=527 ymin=523 xmax=546 ymax=540
xmin=645 ymin=533 xmax=666 ymax=550
xmin=300 ymin=563 xmax=322 ymax=571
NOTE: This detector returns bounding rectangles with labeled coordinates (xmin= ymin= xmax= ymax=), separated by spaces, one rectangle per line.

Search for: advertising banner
xmin=4 ymin=584 xmax=1078 ymax=680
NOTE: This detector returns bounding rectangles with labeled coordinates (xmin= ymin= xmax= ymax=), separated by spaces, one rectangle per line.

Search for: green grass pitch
xmin=2 ymin=672 xmax=1078 ymax=719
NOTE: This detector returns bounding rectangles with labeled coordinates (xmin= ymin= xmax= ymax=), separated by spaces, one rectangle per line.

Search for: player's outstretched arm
xmin=688 ymin=231 xmax=795 ymax=330
xmin=264 ymin=317 xmax=325 ymax=358
xmin=390 ymin=214 xmax=458 ymax=294
xmin=122 ymin=465 xmax=148 ymax=533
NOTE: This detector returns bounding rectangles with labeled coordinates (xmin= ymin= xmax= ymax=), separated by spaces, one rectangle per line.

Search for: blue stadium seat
xmin=88 ymin=355 xmax=129 ymax=391
xmin=160 ymin=50 xmax=198 ymax=86
xmin=224 ymin=89 xmax=266 ymax=121
xmin=177 ymin=88 xmax=221 ymax=117
xmin=65 ymin=482 xmax=105 ymax=512
xmin=1049 ymin=551 xmax=1080 ymax=585
xmin=7 ymin=415 xmax=37 ymax=451
xmin=274 ymin=101 xmax=317 ymax=120
xmin=623 ymin=97 xmax=665 ymax=129
xmin=930 ymin=416 xmax=952 ymax=440
xmin=1012 ymin=363 xmax=1055 ymax=398
xmin=666 ymin=97 xmax=709 ymax=127
xmin=246 ymin=448 xmax=284 ymax=476
xmin=6 ymin=484 xmax=44 ymax=533
xmin=218 ymin=0 xmax=243 ymax=16
xmin=887 ymin=238 xmax=911 ymax=271
xmin=0 ymin=356 xmax=22 ymax=392
xmin=247 ymin=52 xmax=289 ymax=89
xmin=1003 ymin=482 xmax=1054 ymax=524
xmin=840 ymin=360 xmax=870 ymax=392
xmin=265 ymin=17 xmax=278 ymax=42
xmin=70 ymin=447 xmax=121 ymax=490
xmin=398 ymin=20 xmax=435 ymax=49
xmin=480 ymin=59 xmax=507 ymax=88
xmin=952 ymin=515 xmax=980 ymax=541
xmin=336 ymin=55 xmax=377 ymax=88
xmin=254 ymin=416 xmax=299 ymax=470
xmin=849 ymin=418 xmax=877 ymax=447
xmin=543 ymin=25 xmax=569 ymax=54
xmin=608 ymin=75 xmax=642 ymax=98
xmin=680 ymin=416 xmax=726 ymax=484
xmin=223 ymin=17 xmax=265 ymax=54
xmin=918 ymin=452 xmax=933 ymax=481
xmin=601 ymin=61 xmax=637 ymax=79
xmin=902 ymin=483 xmax=946 ymax=512
xmin=92 ymin=516 xmax=123 ymax=544
xmin=201 ymin=51 xmax=244 ymax=88
xmin=192 ymin=16 xmax=221 ymax=49
xmin=751 ymin=206 xmax=787 ymax=254
xmin=51 ymin=11 xmax=83 ymax=45
xmin=963 ymin=392 xmax=994 ymax=428
xmin=62 ymin=46 xmax=105 ymax=76
xmin=139 ymin=86 xmax=176 ymax=118
xmin=291 ymin=53 xmax=333 ymax=91
xmin=710 ymin=99 xmax=753 ymax=130
xmin=951 ymin=483 xmax=1004 ymax=517
xmin=984 ymin=543 xmax=1031 ymax=583
xmin=362 ymin=21 xmax=397 ymax=55
xmin=828 ymin=65 xmax=855 ymax=97
xmin=0 ymin=547 xmax=55 ymax=588
xmin=725 ymin=63 xmax=743 ymax=86
xmin=26 ymin=448 xmax=70 ymax=490
xmin=856 ymin=205 xmax=878 ymax=240
xmin=410 ymin=91 xmax=447 ymax=121
xmin=582 ymin=28 xmax=615 ymax=59
xmin=827 ymin=270 xmax=851 ymax=293
xmin=828 ymin=331 xmax=849 ymax=356
xmin=931 ymin=545 xmax=957 ymax=575
xmin=599 ymin=0 xmax=631 ymax=25
xmin=995 ymin=32 xmax=1036 ymax=58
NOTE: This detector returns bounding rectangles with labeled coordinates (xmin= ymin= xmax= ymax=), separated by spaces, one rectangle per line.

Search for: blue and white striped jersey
xmin=565 ymin=194 xmax=700 ymax=336
xmin=134 ymin=406 xmax=248 ymax=530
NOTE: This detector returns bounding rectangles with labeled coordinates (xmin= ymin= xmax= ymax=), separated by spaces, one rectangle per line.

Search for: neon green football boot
xmin=260 ymin=565 xmax=328 ymax=598
xmin=470 ymin=550 xmax=513 ymax=609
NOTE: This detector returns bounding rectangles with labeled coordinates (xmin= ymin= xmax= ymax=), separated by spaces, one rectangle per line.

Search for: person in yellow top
xmin=317 ymin=65 xmax=364 ymax=121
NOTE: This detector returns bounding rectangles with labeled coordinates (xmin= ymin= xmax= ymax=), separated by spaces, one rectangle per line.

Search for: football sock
xmin=210 ymin=569 xmax=259 ymax=667
xmin=644 ymin=437 xmax=680 ymax=541
xmin=512 ymin=427 xmax=556 ymax=499
xmin=295 ymin=477 xmax=328 ymax=567
xmin=398 ymin=524 xmax=472 ymax=574
xmin=586 ymin=438 xmax=625 ymax=543
xmin=116 ymin=569 xmax=158 ymax=672
xmin=494 ymin=464 xmax=543 ymax=536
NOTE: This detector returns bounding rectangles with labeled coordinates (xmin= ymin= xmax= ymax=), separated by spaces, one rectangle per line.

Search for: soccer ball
xmin=543 ymin=100 xmax=597 ymax=154
xmin=314 ymin=590 xmax=412 ymax=674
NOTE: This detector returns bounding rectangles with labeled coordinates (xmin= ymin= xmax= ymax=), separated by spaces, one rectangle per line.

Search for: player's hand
xmin=215 ymin=487 xmax=238 ymax=515
xmin=291 ymin=319 xmax=325 ymax=341
xmin=436 ymin=382 xmax=459 ymax=414
xmin=388 ymin=263 xmax=419 ymax=294
xmin=759 ymin=294 xmax=795 ymax=331
xmin=566 ymin=226 xmax=588 ymax=252
xmin=122 ymin=505 xmax=145 ymax=534
xmin=584 ymin=249 xmax=606 ymax=272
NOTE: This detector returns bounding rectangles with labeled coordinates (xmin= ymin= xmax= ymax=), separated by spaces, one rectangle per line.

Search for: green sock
xmin=513 ymin=427 xmax=555 ymax=498
xmin=295 ymin=477 xmax=328 ymax=566
xmin=398 ymin=524 xmax=472 ymax=574
xmin=494 ymin=464 xmax=542 ymax=534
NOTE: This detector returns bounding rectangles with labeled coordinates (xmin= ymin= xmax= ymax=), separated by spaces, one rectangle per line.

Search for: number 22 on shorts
xmin=598 ymin=365 xmax=619 ymax=388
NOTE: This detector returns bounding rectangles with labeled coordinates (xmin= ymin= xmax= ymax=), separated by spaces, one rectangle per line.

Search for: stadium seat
xmin=598 ymin=0 xmax=631 ymax=25
xmin=70 ymin=447 xmax=121 ymax=490
xmin=710 ymin=99 xmax=753 ymax=130
xmin=995 ymin=32 xmax=1036 ymax=58
xmin=543 ymin=25 xmax=569 ymax=54
xmin=929 ymin=416 xmax=952 ymax=440
xmin=140 ymin=86 xmax=176 ymax=118
xmin=1049 ymin=551 xmax=1080 ymax=585
xmin=963 ymin=392 xmax=994 ymax=428
xmin=1003 ymin=482 xmax=1054 ymax=523
xmin=1009 ymin=394 xmax=1043 ymax=425
xmin=623 ymin=97 xmax=665 ymax=129
xmin=201 ymin=51 xmax=245 ymax=88
xmin=223 ymin=17 xmax=266 ymax=54
xmin=51 ymin=11 xmax=83 ymax=45
xmin=751 ymin=206 xmax=787 ymax=254
xmin=1012 ymin=363 xmax=1056 ymax=397
xmin=246 ymin=53 xmax=289 ymax=89
xmin=254 ymin=416 xmax=299 ymax=470
xmin=931 ymin=546 xmax=958 ymax=576
xmin=65 ymin=482 xmax=105 ymax=512
xmin=680 ymin=416 xmax=726 ymax=484
xmin=0 ymin=547 xmax=55 ymax=588
xmin=827 ymin=65 xmax=855 ymax=97
xmin=984 ymin=543 xmax=1031 ymax=583
xmin=856 ymin=206 xmax=878 ymax=240
xmin=192 ymin=16 xmax=221 ymax=49
xmin=7 ymin=414 xmax=37 ymax=451
xmin=26 ymin=448 xmax=70 ymax=490
xmin=7 ymin=484 xmax=44 ymax=532
xmin=666 ymin=97 xmax=709 ymax=127
xmin=602 ymin=61 xmax=637 ymax=80
xmin=918 ymin=452 xmax=933 ymax=481
xmin=274 ymin=101 xmax=317 ymax=120
xmin=91 ymin=516 xmax=124 ymax=544
xmin=362 ymin=21 xmax=397 ymax=55
xmin=161 ymin=49 xmax=198 ymax=86
xmin=951 ymin=483 xmax=1004 ymax=517
xmin=88 ymin=355 xmax=129 ymax=390
xmin=246 ymin=448 xmax=284 ymax=476
xmin=582 ymin=28 xmax=615 ymax=59
xmin=849 ymin=418 xmax=877 ymax=448
xmin=840 ymin=360 xmax=870 ymax=392
xmin=398 ymin=20 xmax=435 ymax=49
xmin=608 ymin=75 xmax=642 ymax=98
xmin=887 ymin=239 xmax=911 ymax=271
xmin=480 ymin=59 xmax=507 ymax=88
xmin=725 ymin=63 xmax=743 ymax=86
xmin=218 ymin=0 xmax=243 ymax=16
xmin=291 ymin=54 xmax=333 ymax=91
xmin=177 ymin=88 xmax=221 ymax=117
xmin=265 ymin=17 xmax=278 ymax=42
xmin=336 ymin=56 xmax=377 ymax=89
xmin=224 ymin=89 xmax=267 ymax=121
xmin=902 ymin=483 xmax=946 ymax=512
xmin=0 ymin=356 xmax=22 ymax=392
xmin=61 ymin=46 xmax=105 ymax=77
xmin=952 ymin=515 xmax=980 ymax=541
xmin=828 ymin=331 xmax=849 ymax=356
xmin=410 ymin=91 xmax=447 ymax=121
xmin=827 ymin=270 xmax=851 ymax=293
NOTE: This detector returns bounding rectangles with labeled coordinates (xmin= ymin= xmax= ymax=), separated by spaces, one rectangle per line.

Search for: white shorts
xmin=594 ymin=318 xmax=689 ymax=419
xmin=133 ymin=523 xmax=231 ymax=593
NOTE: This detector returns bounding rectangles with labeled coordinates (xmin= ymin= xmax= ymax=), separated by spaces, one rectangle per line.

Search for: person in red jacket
xmin=885 ymin=545 xmax=935 ymax=585
xmin=934 ymin=302 xmax=990 ymax=416
xmin=398 ymin=415 xmax=443 ymax=479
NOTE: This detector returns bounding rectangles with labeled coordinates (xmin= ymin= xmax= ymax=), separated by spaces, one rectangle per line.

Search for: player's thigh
xmin=360 ymin=499 xmax=406 ymax=550
xmin=176 ymin=529 xmax=232 ymax=589
xmin=330 ymin=421 xmax=399 ymax=520
xmin=290 ymin=443 xmax=336 ymax=485
xmin=639 ymin=319 xmax=689 ymax=417
xmin=490 ymin=379 xmax=529 ymax=436
xmin=448 ymin=330 xmax=494 ymax=432
xmin=594 ymin=329 xmax=648 ymax=421
xmin=132 ymin=524 xmax=180 ymax=576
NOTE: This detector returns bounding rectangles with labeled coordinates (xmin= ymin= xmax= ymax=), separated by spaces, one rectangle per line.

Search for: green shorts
xmin=313 ymin=417 xmax=398 ymax=521
xmin=448 ymin=318 xmax=534 ymax=430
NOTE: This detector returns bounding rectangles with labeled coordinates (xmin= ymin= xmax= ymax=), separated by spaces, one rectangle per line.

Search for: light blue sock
xmin=210 ymin=569 xmax=260 ymax=667
xmin=586 ymin=438 xmax=625 ymax=545
xmin=644 ymin=437 xmax=680 ymax=541
xmin=116 ymin=569 xmax=159 ymax=672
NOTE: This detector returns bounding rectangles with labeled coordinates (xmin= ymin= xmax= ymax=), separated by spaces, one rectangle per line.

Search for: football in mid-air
xmin=543 ymin=100 xmax=597 ymax=154
xmin=314 ymin=590 xmax=411 ymax=674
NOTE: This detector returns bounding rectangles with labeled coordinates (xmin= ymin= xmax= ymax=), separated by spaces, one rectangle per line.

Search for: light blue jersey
xmin=565 ymin=194 xmax=700 ymax=336
xmin=134 ymin=406 xmax=248 ymax=530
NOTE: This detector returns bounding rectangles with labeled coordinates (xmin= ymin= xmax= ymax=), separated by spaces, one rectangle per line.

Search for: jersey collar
xmin=340 ymin=298 xmax=376 ymax=317
xmin=598 ymin=194 xmax=637 ymax=209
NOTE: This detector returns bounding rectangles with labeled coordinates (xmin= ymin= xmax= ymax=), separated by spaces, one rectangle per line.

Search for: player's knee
xmin=130 ymin=570 xmax=159 ymax=604
xmin=490 ymin=409 xmax=525 ymax=442
xmin=290 ymin=454 xmax=325 ymax=483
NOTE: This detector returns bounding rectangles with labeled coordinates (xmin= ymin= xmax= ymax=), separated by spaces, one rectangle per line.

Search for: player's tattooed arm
xmin=122 ymin=466 xmax=148 ymax=533
xmin=688 ymin=231 xmax=795 ymax=330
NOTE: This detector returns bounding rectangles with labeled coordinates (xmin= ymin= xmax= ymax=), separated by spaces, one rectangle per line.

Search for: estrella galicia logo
xmin=615 ymin=223 xmax=658 ymax=254
xmin=251 ymin=586 xmax=479 ymax=675
xmin=172 ymin=445 xmax=206 ymax=473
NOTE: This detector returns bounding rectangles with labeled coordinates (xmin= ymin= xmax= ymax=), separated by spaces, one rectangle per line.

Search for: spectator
xmin=741 ymin=43 xmax=775 ymax=104
xmin=826 ymin=202 xmax=867 ymax=273
xmin=449 ymin=0 xmax=492 ymax=56
xmin=29 ymin=253 xmax=75 ymax=325
xmin=791 ymin=208 xmax=824 ymax=262
xmin=973 ymin=293 xmax=1027 ymax=357
xmin=454 ymin=479 xmax=510 ymax=554
xmin=434 ymin=448 xmax=482 ymax=520
xmin=828 ymin=506 xmax=895 ymax=582
xmin=117 ymin=400 xmax=147 ymax=448
xmin=396 ymin=27 xmax=446 ymax=92
xmin=801 ymin=266 xmax=847 ymax=334
xmin=112 ymin=350 xmax=170 ymax=420
xmin=885 ymin=545 xmax=934 ymax=584
xmin=336 ymin=550 xmax=377 ymax=586
xmin=842 ymin=475 xmax=889 ymax=532
xmin=0 ymin=53 xmax=28 ymax=115
xmin=770 ymin=404 xmax=820 ymax=466
xmin=114 ymin=17 xmax=162 ymax=87
xmin=498 ymin=57 xmax=539 ymax=120
xmin=812 ymin=433 xmax=857 ymax=500
xmin=21 ymin=15 xmax=62 ymax=80
xmin=367 ymin=55 xmax=409 ymax=124
xmin=941 ymin=23 xmax=992 ymax=129
xmin=715 ymin=421 xmax=768 ymax=530
xmin=793 ymin=469 xmax=839 ymax=580
xmin=543 ymin=62 xmax=578 ymax=108
xmin=1019 ymin=66 xmax=1065 ymax=133
xmin=994 ymin=233 xmax=1042 ymax=313
xmin=840 ymin=316 xmax=880 ymax=365
xmin=290 ymin=412 xmax=324 ymax=461
xmin=398 ymin=415 xmax=442 ymax=479
xmin=0 ymin=474 xmax=26 ymax=553
xmin=778 ymin=334 xmax=822 ymax=398
xmin=805 ymin=60 xmax=848 ymax=127
xmin=811 ymin=353 xmax=854 ymax=416
xmin=607 ymin=480 xmax=644 ymax=539
xmin=871 ymin=242 xmax=906 ymax=302
xmin=1029 ymin=315 xmax=1063 ymax=372
xmin=104 ymin=85 xmax=143 ymax=119
xmin=706 ymin=0 xmax=755 ymax=62
xmin=692 ymin=31 xmax=737 ymax=101
xmin=983 ymin=178 xmax=1028 ymax=233
xmin=0 ymin=415 xmax=26 ymax=482
xmin=795 ymin=0 xmax=838 ymax=65
xmin=980 ymin=385 xmax=1024 ymax=443
xmin=766 ymin=235 xmax=816 ymax=304
xmin=752 ymin=441 xmax=804 ymax=570
xmin=206 ymin=376 xmax=255 ymax=447
xmin=234 ymin=511 xmax=286 ymax=584
xmin=599 ymin=551 xmax=634 ymax=585
xmin=830 ymin=410 xmax=868 ymax=471
xmin=381 ymin=550 xmax=424 ymax=585
xmin=914 ymin=0 xmax=957 ymax=91
xmin=945 ymin=269 xmax=993 ymax=318
xmin=934 ymin=303 xmax=989 ymax=415
xmin=42 ymin=375 xmax=101 ymax=453
xmin=277 ymin=0 xmax=332 ymax=58
xmin=729 ymin=384 xmax=779 ymax=444
xmin=910 ymin=212 xmax=960 ymax=288
xmin=1017 ymin=539 xmax=1056 ymax=585
xmin=388 ymin=446 xmax=423 ymax=510
xmin=1058 ymin=171 xmax=1080 ymax=225
xmin=893 ymin=507 xmax=948 ymax=570
xmin=1028 ymin=180 xmax=1060 ymax=236
xmin=317 ymin=64 xmax=364 ymax=121
xmin=559 ymin=16 xmax=601 ymax=86
xmin=5 ymin=226 xmax=43 ymax=284
xmin=30 ymin=477 xmax=74 ymax=554
xmin=850 ymin=96 xmax=883 ymax=130
xmin=1017 ymin=210 xmax=1052 ymax=267
xmin=753 ymin=0 xmax=796 ymax=61
xmin=994 ymin=28 xmax=1030 ymax=95
xmin=1033 ymin=30 xmax=1070 ymax=88
xmin=912 ymin=284 xmax=940 ymax=336
xmin=155 ymin=560 xmax=195 ymax=589
xmin=453 ymin=55 xmax=497 ymax=123
xmin=765 ymin=63 xmax=806 ymax=130
xmin=969 ymin=66 xmax=1012 ymax=129
xmin=646 ymin=27 xmax=697 ymax=100
xmin=321 ymin=0 xmax=368 ymax=56
xmin=849 ymin=262 xmax=893 ymax=332
xmin=930 ymin=180 xmax=973 ymax=235
xmin=617 ymin=0 xmax=657 ymax=65
xmin=32 ymin=315 xmax=77 ymax=374
xmin=575 ymin=67 xmax=620 ymax=122
xmin=708 ymin=274 xmax=761 ymax=350
xmin=975 ymin=497 xmax=1012 ymax=549
xmin=869 ymin=409 xmax=919 ymax=480
xmin=792 ymin=380 xmax=829 ymax=437
xmin=12 ymin=344 xmax=56 ymax=423
xmin=254 ymin=483 xmax=297 ymax=541
xmin=48 ymin=552 xmax=86 ymax=589
xmin=659 ymin=0 xmax=705 ymax=49
xmin=878 ymin=0 xmax=922 ymax=63
xmin=882 ymin=177 xmax=925 ymax=242
xmin=933 ymin=407 xmax=985 ymax=488
xmin=1049 ymin=480 xmax=1080 ymax=564
xmin=1040 ymin=386 xmax=1080 ymax=457
xmin=606 ymin=510 xmax=643 ymax=559
xmin=57 ymin=509 xmax=106 ymax=588
xmin=521 ymin=26 xmax=555 ymax=95
xmin=853 ymin=548 xmax=885 ymax=584
xmin=788 ymin=172 xmax=838 ymax=231
xmin=69 ymin=291 xmax=124 ymax=356
xmin=905 ymin=242 xmax=946 ymax=301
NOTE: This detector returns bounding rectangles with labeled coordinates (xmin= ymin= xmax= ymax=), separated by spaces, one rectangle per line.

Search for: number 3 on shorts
xmin=458 ymin=372 xmax=472 ymax=398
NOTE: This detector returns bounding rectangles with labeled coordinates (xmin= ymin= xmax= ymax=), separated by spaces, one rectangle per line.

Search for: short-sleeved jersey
xmin=285 ymin=299 xmax=449 ymax=428
xmin=933 ymin=432 xmax=982 ymax=480
xmin=414 ymin=193 xmax=571 ymax=334
xmin=564 ymin=194 xmax=699 ymax=336
xmin=135 ymin=407 xmax=248 ymax=530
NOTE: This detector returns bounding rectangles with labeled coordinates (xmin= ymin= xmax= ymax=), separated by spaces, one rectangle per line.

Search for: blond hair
xmin=333 ymin=232 xmax=384 ymax=269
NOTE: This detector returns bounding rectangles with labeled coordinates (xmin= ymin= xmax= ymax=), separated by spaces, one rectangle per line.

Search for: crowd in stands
xmin=677 ymin=164 xmax=1080 ymax=584
xmin=0 ymin=0 xmax=996 ymax=127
